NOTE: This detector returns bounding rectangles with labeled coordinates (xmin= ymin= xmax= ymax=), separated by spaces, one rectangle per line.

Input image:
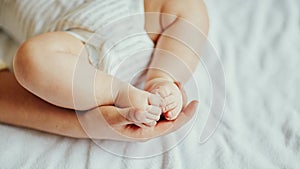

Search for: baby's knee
xmin=13 ymin=33 xmax=58 ymax=87
xmin=14 ymin=39 xmax=39 ymax=86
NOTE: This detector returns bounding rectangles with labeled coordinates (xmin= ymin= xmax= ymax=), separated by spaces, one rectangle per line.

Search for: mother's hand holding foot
xmin=79 ymin=84 xmax=198 ymax=142
xmin=0 ymin=71 xmax=198 ymax=142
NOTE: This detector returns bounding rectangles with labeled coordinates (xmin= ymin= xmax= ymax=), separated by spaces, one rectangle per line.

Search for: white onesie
xmin=0 ymin=0 xmax=154 ymax=83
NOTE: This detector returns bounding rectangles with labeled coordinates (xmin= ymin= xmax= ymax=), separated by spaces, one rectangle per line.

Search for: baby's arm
xmin=145 ymin=0 xmax=209 ymax=120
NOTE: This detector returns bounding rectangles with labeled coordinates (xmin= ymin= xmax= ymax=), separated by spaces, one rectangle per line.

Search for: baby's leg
xmin=14 ymin=32 xmax=112 ymax=110
xmin=13 ymin=32 xmax=162 ymax=122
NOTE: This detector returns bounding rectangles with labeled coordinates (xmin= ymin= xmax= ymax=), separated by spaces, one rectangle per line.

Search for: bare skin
xmin=145 ymin=0 xmax=209 ymax=119
xmin=0 ymin=0 xmax=208 ymax=140
xmin=0 ymin=70 xmax=198 ymax=141
xmin=13 ymin=32 xmax=162 ymax=128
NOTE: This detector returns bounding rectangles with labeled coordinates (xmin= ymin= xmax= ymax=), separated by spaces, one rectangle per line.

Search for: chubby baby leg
xmin=13 ymin=32 xmax=117 ymax=110
xmin=13 ymin=31 xmax=163 ymax=127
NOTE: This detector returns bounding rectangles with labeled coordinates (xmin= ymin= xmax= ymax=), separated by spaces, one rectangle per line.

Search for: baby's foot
xmin=145 ymin=78 xmax=183 ymax=120
xmin=114 ymin=84 xmax=162 ymax=126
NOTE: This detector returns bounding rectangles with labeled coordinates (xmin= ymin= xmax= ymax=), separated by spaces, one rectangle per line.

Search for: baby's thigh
xmin=13 ymin=31 xmax=89 ymax=81
xmin=16 ymin=32 xmax=88 ymax=63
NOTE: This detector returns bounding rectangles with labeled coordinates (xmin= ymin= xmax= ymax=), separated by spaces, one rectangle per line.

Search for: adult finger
xmin=171 ymin=100 xmax=198 ymax=131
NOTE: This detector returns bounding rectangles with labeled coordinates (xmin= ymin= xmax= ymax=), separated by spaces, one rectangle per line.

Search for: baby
xmin=2 ymin=0 xmax=208 ymax=128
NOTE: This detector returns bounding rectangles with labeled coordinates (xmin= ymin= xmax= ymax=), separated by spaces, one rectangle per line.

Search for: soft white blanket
xmin=0 ymin=0 xmax=299 ymax=168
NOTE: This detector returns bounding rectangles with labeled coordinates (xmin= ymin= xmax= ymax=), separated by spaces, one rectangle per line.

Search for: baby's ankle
xmin=112 ymin=80 xmax=129 ymax=104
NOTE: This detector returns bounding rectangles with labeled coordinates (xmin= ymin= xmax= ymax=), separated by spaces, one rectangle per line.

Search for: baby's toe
xmin=144 ymin=121 xmax=157 ymax=127
xmin=134 ymin=110 xmax=160 ymax=124
xmin=162 ymin=95 xmax=176 ymax=111
xmin=164 ymin=102 xmax=177 ymax=112
xmin=164 ymin=108 xmax=181 ymax=120
xmin=164 ymin=112 xmax=175 ymax=120
xmin=134 ymin=111 xmax=148 ymax=122
xmin=156 ymin=86 xmax=171 ymax=98
xmin=146 ymin=112 xmax=161 ymax=121
xmin=147 ymin=105 xmax=162 ymax=116
xmin=148 ymin=94 xmax=163 ymax=107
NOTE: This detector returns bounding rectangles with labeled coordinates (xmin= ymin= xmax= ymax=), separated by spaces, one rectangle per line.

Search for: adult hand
xmin=78 ymin=85 xmax=198 ymax=142
xmin=111 ymin=100 xmax=198 ymax=142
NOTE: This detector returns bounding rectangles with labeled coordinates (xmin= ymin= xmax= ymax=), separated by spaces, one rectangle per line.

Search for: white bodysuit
xmin=0 ymin=0 xmax=154 ymax=83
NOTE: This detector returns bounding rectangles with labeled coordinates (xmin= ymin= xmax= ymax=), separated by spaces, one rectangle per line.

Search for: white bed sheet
xmin=1 ymin=0 xmax=300 ymax=168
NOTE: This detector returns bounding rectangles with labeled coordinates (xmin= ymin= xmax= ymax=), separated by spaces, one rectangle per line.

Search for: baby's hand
xmin=145 ymin=78 xmax=183 ymax=120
